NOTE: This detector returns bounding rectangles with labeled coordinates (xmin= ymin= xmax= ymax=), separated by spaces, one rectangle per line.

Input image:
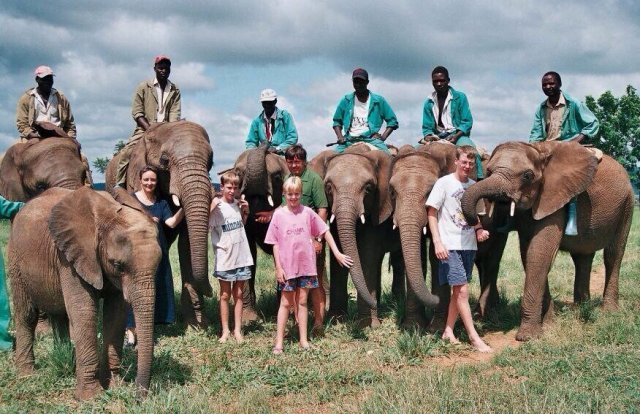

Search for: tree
xmin=586 ymin=85 xmax=640 ymax=188
xmin=91 ymin=140 xmax=127 ymax=175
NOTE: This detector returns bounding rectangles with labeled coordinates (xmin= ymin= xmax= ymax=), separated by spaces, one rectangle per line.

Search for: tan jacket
xmin=16 ymin=88 xmax=76 ymax=139
xmin=131 ymin=79 xmax=181 ymax=136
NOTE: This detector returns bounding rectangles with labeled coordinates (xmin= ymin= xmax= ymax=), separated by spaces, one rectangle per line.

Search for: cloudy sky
xmin=2 ymin=1 xmax=639 ymax=182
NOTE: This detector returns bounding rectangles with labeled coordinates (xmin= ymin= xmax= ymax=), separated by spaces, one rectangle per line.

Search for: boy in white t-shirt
xmin=426 ymin=146 xmax=493 ymax=353
xmin=210 ymin=171 xmax=253 ymax=343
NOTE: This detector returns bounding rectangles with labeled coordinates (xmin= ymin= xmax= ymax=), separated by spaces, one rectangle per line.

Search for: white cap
xmin=34 ymin=65 xmax=54 ymax=78
xmin=259 ymin=88 xmax=277 ymax=102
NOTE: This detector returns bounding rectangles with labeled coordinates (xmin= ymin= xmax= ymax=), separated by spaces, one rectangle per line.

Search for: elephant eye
xmin=159 ymin=154 xmax=170 ymax=169
xmin=523 ymin=170 xmax=534 ymax=182
xmin=112 ymin=260 xmax=125 ymax=273
xmin=325 ymin=183 xmax=332 ymax=195
xmin=35 ymin=181 xmax=48 ymax=191
xmin=389 ymin=187 xmax=396 ymax=199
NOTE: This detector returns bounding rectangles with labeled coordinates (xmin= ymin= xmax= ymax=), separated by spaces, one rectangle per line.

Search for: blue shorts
xmin=277 ymin=275 xmax=319 ymax=292
xmin=214 ymin=266 xmax=252 ymax=282
xmin=438 ymin=250 xmax=475 ymax=286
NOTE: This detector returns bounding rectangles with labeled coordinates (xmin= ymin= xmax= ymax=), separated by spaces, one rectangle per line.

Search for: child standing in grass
xmin=265 ymin=176 xmax=353 ymax=354
xmin=210 ymin=171 xmax=253 ymax=343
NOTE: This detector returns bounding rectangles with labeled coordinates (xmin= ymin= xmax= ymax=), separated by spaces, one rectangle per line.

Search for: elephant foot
xmin=74 ymin=382 xmax=103 ymax=401
xmin=515 ymin=324 xmax=543 ymax=342
xmin=16 ymin=362 xmax=35 ymax=376
xmin=427 ymin=315 xmax=447 ymax=333
xmin=356 ymin=316 xmax=381 ymax=329
xmin=602 ymin=300 xmax=619 ymax=311
xmin=242 ymin=307 xmax=259 ymax=324
xmin=326 ymin=310 xmax=347 ymax=324
xmin=401 ymin=313 xmax=428 ymax=330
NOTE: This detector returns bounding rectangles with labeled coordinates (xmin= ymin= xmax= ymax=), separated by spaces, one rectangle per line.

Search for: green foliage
xmin=91 ymin=140 xmax=127 ymax=175
xmin=586 ymin=85 xmax=640 ymax=187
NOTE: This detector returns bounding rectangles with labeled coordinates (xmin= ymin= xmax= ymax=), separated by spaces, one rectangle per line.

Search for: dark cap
xmin=154 ymin=55 xmax=171 ymax=65
xmin=352 ymin=68 xmax=369 ymax=80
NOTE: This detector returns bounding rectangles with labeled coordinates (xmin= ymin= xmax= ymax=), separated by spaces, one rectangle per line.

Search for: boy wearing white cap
xmin=245 ymin=88 xmax=298 ymax=153
xmin=16 ymin=65 xmax=76 ymax=140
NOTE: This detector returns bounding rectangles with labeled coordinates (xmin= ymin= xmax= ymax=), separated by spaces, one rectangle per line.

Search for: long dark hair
xmin=138 ymin=165 xmax=159 ymax=179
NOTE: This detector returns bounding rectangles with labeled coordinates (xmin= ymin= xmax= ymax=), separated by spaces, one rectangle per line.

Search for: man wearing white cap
xmin=245 ymin=89 xmax=298 ymax=153
xmin=116 ymin=55 xmax=181 ymax=188
xmin=16 ymin=65 xmax=76 ymax=140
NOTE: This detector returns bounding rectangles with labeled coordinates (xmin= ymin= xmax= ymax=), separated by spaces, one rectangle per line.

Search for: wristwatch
xmin=315 ymin=237 xmax=323 ymax=242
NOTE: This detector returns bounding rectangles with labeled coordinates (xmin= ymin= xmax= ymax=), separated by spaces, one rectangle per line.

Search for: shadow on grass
xmin=121 ymin=347 xmax=192 ymax=386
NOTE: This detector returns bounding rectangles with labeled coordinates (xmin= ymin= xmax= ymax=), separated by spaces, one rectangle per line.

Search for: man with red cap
xmin=16 ymin=65 xmax=76 ymax=140
xmin=332 ymin=68 xmax=398 ymax=153
xmin=116 ymin=55 xmax=182 ymax=188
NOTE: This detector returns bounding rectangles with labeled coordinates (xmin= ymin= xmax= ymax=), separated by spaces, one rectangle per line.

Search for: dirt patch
xmin=433 ymin=329 xmax=520 ymax=367
xmin=590 ymin=265 xmax=606 ymax=296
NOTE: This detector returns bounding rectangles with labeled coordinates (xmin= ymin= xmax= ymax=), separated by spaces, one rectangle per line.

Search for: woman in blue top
xmin=125 ymin=166 xmax=184 ymax=346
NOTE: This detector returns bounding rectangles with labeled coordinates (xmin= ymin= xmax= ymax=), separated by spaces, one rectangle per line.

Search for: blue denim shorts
xmin=277 ymin=275 xmax=319 ymax=292
xmin=438 ymin=250 xmax=476 ymax=286
xmin=214 ymin=266 xmax=252 ymax=282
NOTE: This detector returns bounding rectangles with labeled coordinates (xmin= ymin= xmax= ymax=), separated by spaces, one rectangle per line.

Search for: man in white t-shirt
xmin=426 ymin=145 xmax=492 ymax=353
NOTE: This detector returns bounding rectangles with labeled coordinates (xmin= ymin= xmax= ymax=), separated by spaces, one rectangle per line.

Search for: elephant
xmin=7 ymin=187 xmax=161 ymax=400
xmin=230 ymin=143 xmax=288 ymax=321
xmin=105 ymin=120 xmax=214 ymax=328
xmin=0 ymin=137 xmax=88 ymax=200
xmin=461 ymin=140 xmax=634 ymax=341
xmin=310 ymin=145 xmax=439 ymax=327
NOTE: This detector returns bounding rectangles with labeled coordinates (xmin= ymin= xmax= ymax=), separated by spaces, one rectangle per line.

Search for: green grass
xmin=0 ymin=211 xmax=639 ymax=412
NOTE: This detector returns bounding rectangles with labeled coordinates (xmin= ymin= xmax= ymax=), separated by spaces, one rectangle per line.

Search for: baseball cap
xmin=352 ymin=68 xmax=368 ymax=80
xmin=260 ymin=89 xmax=277 ymax=102
xmin=34 ymin=65 xmax=54 ymax=78
xmin=154 ymin=55 xmax=171 ymax=64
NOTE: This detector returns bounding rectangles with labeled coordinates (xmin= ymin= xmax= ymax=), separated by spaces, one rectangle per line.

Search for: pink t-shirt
xmin=264 ymin=205 xmax=329 ymax=279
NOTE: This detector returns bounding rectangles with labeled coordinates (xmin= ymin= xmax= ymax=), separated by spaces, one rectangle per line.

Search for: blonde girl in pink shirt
xmin=265 ymin=176 xmax=352 ymax=354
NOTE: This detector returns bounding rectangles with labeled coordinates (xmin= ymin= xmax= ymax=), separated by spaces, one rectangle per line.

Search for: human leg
xmin=115 ymin=135 xmax=141 ymax=188
xmin=441 ymin=288 xmax=460 ymax=344
xmin=232 ymin=281 xmax=245 ymax=342
xmin=297 ymin=287 xmax=310 ymax=349
xmin=453 ymin=284 xmax=492 ymax=352
xmin=275 ymin=290 xmax=295 ymax=353
xmin=218 ymin=280 xmax=231 ymax=343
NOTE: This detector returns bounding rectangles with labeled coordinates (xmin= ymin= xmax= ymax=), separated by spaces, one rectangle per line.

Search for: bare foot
xmin=471 ymin=337 xmax=493 ymax=353
xmin=299 ymin=341 xmax=311 ymax=350
xmin=233 ymin=331 xmax=244 ymax=343
xmin=219 ymin=330 xmax=231 ymax=343
xmin=441 ymin=332 xmax=460 ymax=344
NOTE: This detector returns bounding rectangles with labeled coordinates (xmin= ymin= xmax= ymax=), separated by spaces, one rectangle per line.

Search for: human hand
xmin=238 ymin=196 xmax=249 ymax=212
xmin=313 ymin=238 xmax=323 ymax=254
xmin=434 ymin=242 xmax=448 ymax=261
xmin=210 ymin=197 xmax=221 ymax=212
xmin=476 ymin=229 xmax=490 ymax=242
xmin=335 ymin=252 xmax=354 ymax=268
xmin=152 ymin=217 xmax=160 ymax=223
xmin=276 ymin=267 xmax=286 ymax=284
xmin=255 ymin=210 xmax=273 ymax=224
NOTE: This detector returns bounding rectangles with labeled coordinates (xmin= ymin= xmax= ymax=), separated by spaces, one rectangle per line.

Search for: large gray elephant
xmin=461 ymin=141 xmax=634 ymax=341
xmin=106 ymin=120 xmax=213 ymax=328
xmin=230 ymin=144 xmax=288 ymax=321
xmin=8 ymin=187 xmax=161 ymax=400
xmin=310 ymin=145 xmax=438 ymax=327
xmin=0 ymin=137 xmax=88 ymax=200
xmin=389 ymin=143 xmax=457 ymax=327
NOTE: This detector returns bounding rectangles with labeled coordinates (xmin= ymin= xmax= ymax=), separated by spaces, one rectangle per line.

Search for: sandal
xmin=272 ymin=347 xmax=283 ymax=355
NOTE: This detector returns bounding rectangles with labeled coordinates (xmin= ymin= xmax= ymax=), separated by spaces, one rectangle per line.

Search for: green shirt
xmin=283 ymin=168 xmax=328 ymax=210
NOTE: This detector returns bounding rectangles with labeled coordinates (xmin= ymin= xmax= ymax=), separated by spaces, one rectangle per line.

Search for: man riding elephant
xmin=16 ymin=65 xmax=92 ymax=185
xmin=529 ymin=71 xmax=600 ymax=235
xmin=332 ymin=68 xmax=398 ymax=153
xmin=245 ymin=88 xmax=298 ymax=154
xmin=115 ymin=55 xmax=182 ymax=188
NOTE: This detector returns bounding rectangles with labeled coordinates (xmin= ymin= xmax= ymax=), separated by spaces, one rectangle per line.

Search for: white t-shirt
xmin=209 ymin=200 xmax=254 ymax=271
xmin=426 ymin=173 xmax=477 ymax=251
xmin=349 ymin=95 xmax=370 ymax=137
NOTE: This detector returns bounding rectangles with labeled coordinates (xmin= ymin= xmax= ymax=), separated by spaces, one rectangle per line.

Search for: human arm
xmin=474 ymin=221 xmax=490 ymax=242
xmin=276 ymin=111 xmax=298 ymax=151
xmin=529 ymin=106 xmax=545 ymax=142
xmin=453 ymin=92 xmax=473 ymax=139
xmin=164 ymin=208 xmax=184 ymax=228
xmin=16 ymin=94 xmax=39 ymax=139
xmin=272 ymin=244 xmax=286 ymax=283
xmin=379 ymin=97 xmax=398 ymax=133
xmin=321 ymin=230 xmax=353 ymax=268
xmin=167 ymin=87 xmax=182 ymax=122
xmin=238 ymin=197 xmax=250 ymax=224
xmin=245 ymin=118 xmax=260 ymax=149
xmin=333 ymin=126 xmax=345 ymax=144
xmin=427 ymin=206 xmax=448 ymax=260
xmin=0 ymin=196 xmax=25 ymax=219
xmin=58 ymin=93 xmax=76 ymax=138
xmin=574 ymin=100 xmax=599 ymax=141
xmin=131 ymin=83 xmax=152 ymax=131
xmin=312 ymin=207 xmax=328 ymax=254
xmin=421 ymin=99 xmax=439 ymax=143
xmin=374 ymin=127 xmax=395 ymax=141
xmin=332 ymin=98 xmax=347 ymax=144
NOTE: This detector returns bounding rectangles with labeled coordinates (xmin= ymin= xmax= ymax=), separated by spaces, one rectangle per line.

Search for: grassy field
xmin=0 ymin=212 xmax=638 ymax=413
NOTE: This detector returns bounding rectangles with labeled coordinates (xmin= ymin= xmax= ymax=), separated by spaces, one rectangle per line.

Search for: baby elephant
xmin=7 ymin=187 xmax=161 ymax=400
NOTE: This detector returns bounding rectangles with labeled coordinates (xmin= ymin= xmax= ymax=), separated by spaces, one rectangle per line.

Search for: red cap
xmin=154 ymin=55 xmax=171 ymax=64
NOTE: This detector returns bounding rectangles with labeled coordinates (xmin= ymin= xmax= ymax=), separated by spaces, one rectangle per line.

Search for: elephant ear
xmin=532 ymin=141 xmax=598 ymax=220
xmin=49 ymin=187 xmax=120 ymax=289
xmin=421 ymin=142 xmax=457 ymax=175
xmin=0 ymin=143 xmax=27 ymax=201
xmin=308 ymin=149 xmax=337 ymax=179
xmin=365 ymin=150 xmax=393 ymax=225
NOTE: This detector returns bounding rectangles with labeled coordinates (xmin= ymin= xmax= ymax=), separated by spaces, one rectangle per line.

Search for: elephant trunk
xmin=335 ymin=204 xmax=377 ymax=309
xmin=130 ymin=280 xmax=155 ymax=393
xmin=244 ymin=145 xmax=270 ymax=197
xmin=398 ymin=220 xmax=439 ymax=307
xmin=176 ymin=161 xmax=213 ymax=295
xmin=461 ymin=176 xmax=509 ymax=226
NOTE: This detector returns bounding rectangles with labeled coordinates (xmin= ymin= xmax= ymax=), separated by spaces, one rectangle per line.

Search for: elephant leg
xmin=178 ymin=235 xmax=209 ymax=329
xmin=475 ymin=232 xmax=508 ymax=317
xmin=402 ymin=237 xmax=427 ymax=330
xmin=10 ymin=275 xmax=37 ymax=374
xmin=389 ymin=250 xmax=405 ymax=301
xmin=428 ymin=241 xmax=450 ymax=332
xmin=516 ymin=219 xmax=563 ymax=342
xmin=601 ymin=211 xmax=631 ymax=310
xmin=571 ymin=252 xmax=595 ymax=304
xmin=241 ymin=239 xmax=259 ymax=323
xmin=328 ymin=248 xmax=349 ymax=321
xmin=100 ymin=291 xmax=126 ymax=389
xmin=356 ymin=236 xmax=383 ymax=329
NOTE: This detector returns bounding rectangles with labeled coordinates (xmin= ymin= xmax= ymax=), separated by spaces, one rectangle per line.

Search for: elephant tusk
xmin=392 ymin=223 xmax=397 ymax=231
xmin=267 ymin=195 xmax=274 ymax=207
xmin=330 ymin=214 xmax=335 ymax=224
xmin=510 ymin=200 xmax=515 ymax=217
xmin=171 ymin=194 xmax=181 ymax=207
xmin=488 ymin=201 xmax=495 ymax=218
xmin=423 ymin=226 xmax=427 ymax=235
xmin=360 ymin=214 xmax=365 ymax=224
